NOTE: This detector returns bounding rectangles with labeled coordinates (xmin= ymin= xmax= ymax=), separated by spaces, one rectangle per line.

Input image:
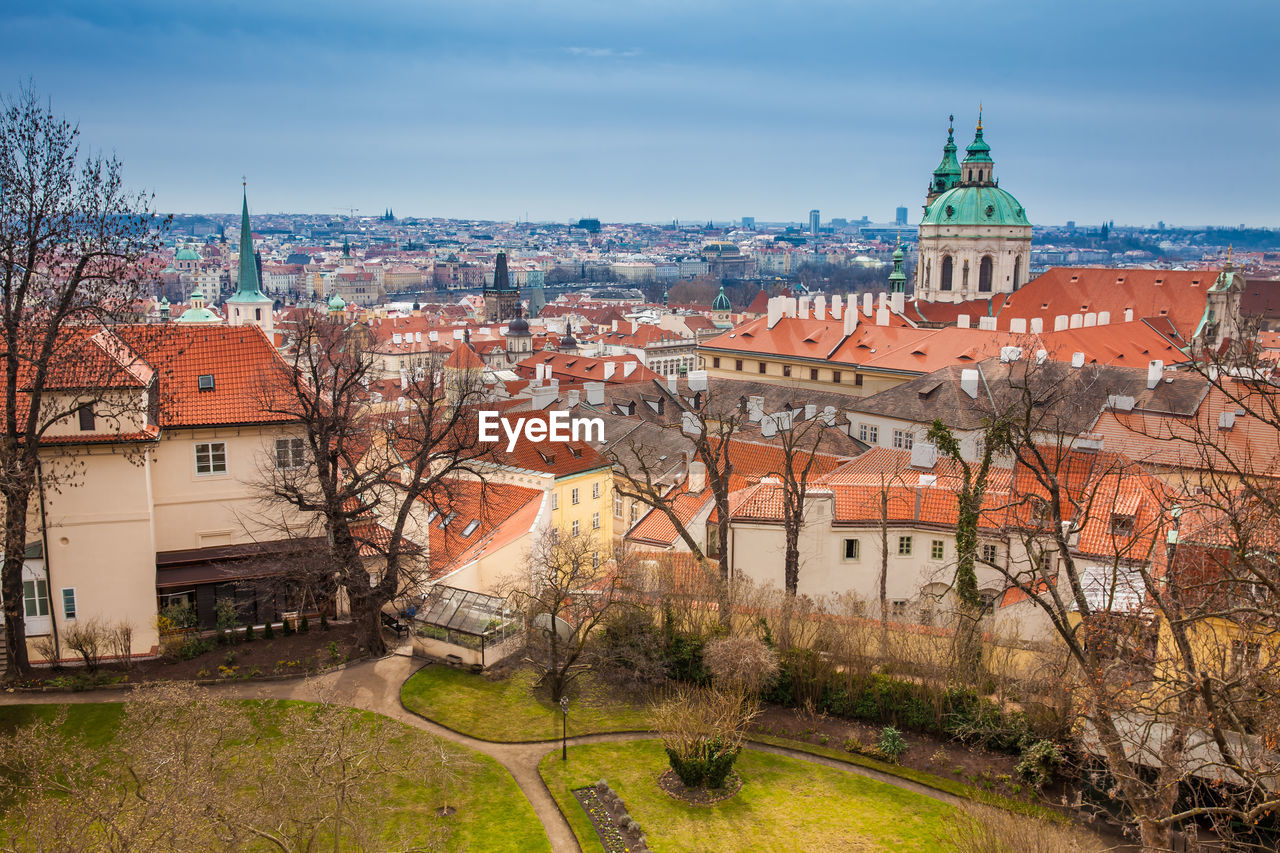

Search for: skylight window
xmin=461 ymin=519 xmax=480 ymax=537
xmin=197 ymin=374 xmax=215 ymax=391
xmin=439 ymin=512 xmax=457 ymax=528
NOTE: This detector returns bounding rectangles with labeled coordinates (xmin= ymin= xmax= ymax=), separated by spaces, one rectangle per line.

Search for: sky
xmin=3 ymin=0 xmax=1278 ymax=226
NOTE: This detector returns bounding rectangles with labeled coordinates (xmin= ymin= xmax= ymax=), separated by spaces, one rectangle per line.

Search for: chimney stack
xmin=584 ymin=381 xmax=605 ymax=405
xmin=830 ymin=294 xmax=843 ymax=319
xmin=1029 ymin=317 xmax=1044 ymax=334
xmin=960 ymin=368 xmax=980 ymax=399
xmin=1071 ymin=352 xmax=1085 ymax=368
xmin=1147 ymin=359 xmax=1164 ymax=390
xmin=687 ymin=369 xmax=708 ymax=391
xmin=957 ymin=314 xmax=970 ymax=329
xmin=688 ymin=460 xmax=707 ymax=493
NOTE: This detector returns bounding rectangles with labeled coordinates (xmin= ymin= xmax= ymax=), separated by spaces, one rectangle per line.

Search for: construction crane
xmin=334 ymin=207 xmax=359 ymax=219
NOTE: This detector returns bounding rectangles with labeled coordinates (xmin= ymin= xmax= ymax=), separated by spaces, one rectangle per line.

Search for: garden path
xmin=0 ymin=655 xmax=968 ymax=853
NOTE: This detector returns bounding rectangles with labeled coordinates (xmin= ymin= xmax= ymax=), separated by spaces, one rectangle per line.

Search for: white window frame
xmin=195 ymin=441 xmax=228 ymax=476
xmin=551 ymin=492 xmax=559 ymax=510
xmin=982 ymin=543 xmax=999 ymax=564
xmin=843 ymin=538 xmax=860 ymax=560
xmin=571 ymin=487 xmax=580 ymax=505
xmin=23 ymin=578 xmax=49 ymax=619
xmin=61 ymin=587 xmax=77 ymax=620
xmin=893 ymin=429 xmax=914 ymax=450
xmin=614 ymin=493 xmax=623 ymax=519
xmin=275 ymin=437 xmax=306 ymax=469
xmin=593 ymin=482 xmax=600 ymax=500
xmin=592 ymin=512 xmax=600 ymax=530
xmin=571 ymin=520 xmax=580 ymax=537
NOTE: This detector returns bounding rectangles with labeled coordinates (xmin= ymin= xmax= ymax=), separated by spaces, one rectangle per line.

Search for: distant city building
xmin=741 ymin=216 xmax=755 ymax=230
xmin=896 ymin=206 xmax=908 ymax=226
xmin=809 ymin=209 xmax=820 ymax=235
xmin=483 ymin=251 xmax=520 ymax=323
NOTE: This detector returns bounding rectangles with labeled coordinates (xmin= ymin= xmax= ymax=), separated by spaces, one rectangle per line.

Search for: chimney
xmin=399 ymin=368 xmax=409 ymax=390
xmin=878 ymin=292 xmax=888 ymax=309
xmin=612 ymin=319 xmax=618 ymax=332
xmin=875 ymin=307 xmax=890 ymax=326
xmin=862 ymin=293 xmax=872 ymax=316
xmin=797 ymin=295 xmax=811 ymax=319
xmin=1029 ymin=317 xmax=1044 ymax=334
xmin=1147 ymin=359 xmax=1164 ymax=390
xmin=603 ymin=361 xmax=616 ymax=380
xmin=786 ymin=296 xmax=798 ymax=318
xmin=1035 ymin=348 xmax=1048 ymax=364
xmin=687 ymin=369 xmax=708 ymax=391
xmin=585 ymin=381 xmax=605 ymax=405
xmin=681 ymin=410 xmax=700 ymax=436
xmin=535 ymin=363 xmax=545 ymax=381
xmin=767 ymin=297 xmax=784 ymax=329
xmin=979 ymin=316 xmax=997 ymax=331
xmin=1069 ymin=313 xmax=1083 ymax=329
xmin=747 ymin=395 xmax=764 ymax=422
xmin=821 ymin=405 xmax=837 ymax=426
xmin=813 ymin=294 xmax=826 ymax=319
xmin=830 ymin=295 xmax=843 ymax=319
xmin=567 ymin=389 xmax=580 ymax=407
xmin=429 ymin=330 xmax=439 ymax=341
xmin=1124 ymin=308 xmax=1134 ymax=322
xmin=1054 ymin=315 xmax=1069 ymax=332
xmin=761 ymin=417 xmax=777 ymax=438
xmin=960 ymin=368 xmax=980 ymax=398
xmin=1097 ymin=311 xmax=1110 ymax=325
xmin=1218 ymin=411 xmax=1236 ymax=430
xmin=623 ymin=361 xmax=637 ymax=377
xmin=910 ymin=441 xmax=939 ymax=469
xmin=957 ymin=314 xmax=970 ymax=329
xmin=393 ymin=333 xmax=403 ymax=345
xmin=1009 ymin=318 xmax=1027 ymax=334
xmin=1071 ymin=351 xmax=1085 ymax=368
xmin=890 ymin=291 xmax=904 ymax=315
xmin=530 ymin=383 xmax=557 ymax=410
xmin=688 ymin=460 xmax=707 ymax=493
xmin=1083 ymin=312 xmax=1097 ymax=327
xmin=804 ymin=403 xmax=817 ymax=421
xmin=667 ymin=376 xmax=678 ymax=393
xmin=999 ymin=346 xmax=1022 ymax=363
xmin=843 ymin=303 xmax=859 ymax=335
xmin=1107 ymin=394 xmax=1136 ymax=411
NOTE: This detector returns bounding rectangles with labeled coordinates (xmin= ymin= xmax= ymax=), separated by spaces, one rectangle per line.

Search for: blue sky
xmin=4 ymin=0 xmax=1277 ymax=225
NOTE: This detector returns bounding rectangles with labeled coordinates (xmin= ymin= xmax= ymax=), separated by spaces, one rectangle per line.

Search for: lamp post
xmin=560 ymin=695 xmax=569 ymax=761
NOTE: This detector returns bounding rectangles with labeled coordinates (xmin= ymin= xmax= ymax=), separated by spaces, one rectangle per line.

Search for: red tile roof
xmin=422 ymin=479 xmax=545 ymax=576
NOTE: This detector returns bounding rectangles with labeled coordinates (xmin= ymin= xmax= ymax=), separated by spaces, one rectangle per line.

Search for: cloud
xmin=565 ymin=46 xmax=642 ymax=58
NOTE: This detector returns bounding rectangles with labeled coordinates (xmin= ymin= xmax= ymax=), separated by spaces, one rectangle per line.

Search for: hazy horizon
xmin=5 ymin=1 xmax=1278 ymax=227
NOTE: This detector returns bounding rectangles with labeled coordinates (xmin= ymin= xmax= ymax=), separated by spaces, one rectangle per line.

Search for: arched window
xmin=1013 ymin=256 xmax=1022 ymax=290
xmin=925 ymin=259 xmax=931 ymax=288
xmin=978 ymin=256 xmax=994 ymax=292
xmin=940 ymin=256 xmax=953 ymax=291
xmin=967 ymin=170 xmax=972 ymax=181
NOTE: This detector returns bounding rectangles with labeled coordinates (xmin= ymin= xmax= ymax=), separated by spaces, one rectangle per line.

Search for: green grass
xmin=747 ymin=733 xmax=1069 ymax=824
xmin=540 ymin=740 xmax=960 ymax=853
xmin=401 ymin=664 xmax=652 ymax=741
xmin=0 ymin=702 xmax=549 ymax=852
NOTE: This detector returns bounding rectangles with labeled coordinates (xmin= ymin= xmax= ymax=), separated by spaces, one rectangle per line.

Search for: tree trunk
xmin=2 ymin=483 xmax=33 ymax=676
xmin=878 ymin=487 xmax=889 ymax=659
xmin=716 ymin=514 xmax=731 ymax=629
xmin=347 ymin=586 xmax=387 ymax=657
xmin=783 ymin=514 xmax=800 ymax=596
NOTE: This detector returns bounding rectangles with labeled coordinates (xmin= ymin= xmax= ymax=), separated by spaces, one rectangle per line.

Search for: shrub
xmin=664 ymin=633 xmax=710 ymax=684
xmin=178 ymin=636 xmax=214 ymax=661
xmin=63 ymin=619 xmax=107 ymax=672
xmin=936 ymin=804 xmax=1106 ymax=853
xmin=214 ymin=598 xmax=239 ymax=644
xmin=1016 ymin=739 xmax=1064 ymax=790
xmin=300 ymin=615 xmax=310 ymax=634
xmin=654 ymin=687 xmax=755 ymax=789
xmin=598 ymin=609 xmax=667 ymax=685
xmin=702 ymin=635 xmax=779 ymax=696
xmin=319 ymin=612 xmax=330 ymax=631
xmin=243 ymin=623 xmax=255 ymax=642
xmin=264 ymin=621 xmax=275 ymax=639
xmin=282 ymin=619 xmax=294 ymax=637
xmin=327 ymin=640 xmax=342 ymax=662
xmin=878 ymin=726 xmax=909 ymax=763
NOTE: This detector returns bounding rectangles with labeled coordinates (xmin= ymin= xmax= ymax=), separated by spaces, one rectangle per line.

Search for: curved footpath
xmin=0 ymin=655 xmax=968 ymax=853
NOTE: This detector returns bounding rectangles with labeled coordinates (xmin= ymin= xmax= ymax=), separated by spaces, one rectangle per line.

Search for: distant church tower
xmin=914 ymin=111 xmax=1031 ymax=304
xmin=225 ymin=185 xmax=275 ymax=336
xmin=484 ymin=251 xmax=520 ymax=323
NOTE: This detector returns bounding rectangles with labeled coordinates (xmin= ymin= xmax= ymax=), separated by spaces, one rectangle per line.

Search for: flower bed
xmin=573 ymin=780 xmax=649 ymax=852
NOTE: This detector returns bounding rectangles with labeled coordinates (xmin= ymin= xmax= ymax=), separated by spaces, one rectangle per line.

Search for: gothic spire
xmin=231 ymin=185 xmax=266 ymax=300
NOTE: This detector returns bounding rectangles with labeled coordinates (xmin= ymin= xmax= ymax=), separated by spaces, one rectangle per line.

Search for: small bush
xmin=264 ymin=621 xmax=275 ymax=639
xmin=841 ymin=735 xmax=863 ymax=754
xmin=179 ymin=636 xmax=214 ymax=661
xmin=300 ymin=615 xmax=310 ymax=634
xmin=878 ymin=726 xmax=909 ymax=763
xmin=64 ymin=619 xmax=107 ymax=672
xmin=327 ymin=640 xmax=342 ymax=662
xmin=937 ymin=804 xmax=1106 ymax=853
xmin=320 ymin=612 xmax=330 ymax=631
xmin=282 ymin=619 xmax=295 ymax=637
xmin=243 ymin=623 xmax=255 ymax=642
xmin=1016 ymin=739 xmax=1064 ymax=790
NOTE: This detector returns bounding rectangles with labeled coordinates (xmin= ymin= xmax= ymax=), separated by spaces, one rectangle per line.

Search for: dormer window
xmin=77 ymin=404 xmax=95 ymax=432
xmin=1110 ymin=513 xmax=1135 ymax=537
xmin=198 ymin=374 xmax=215 ymax=392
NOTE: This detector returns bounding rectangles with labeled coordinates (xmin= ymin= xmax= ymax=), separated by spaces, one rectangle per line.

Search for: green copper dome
xmin=921 ymin=185 xmax=1029 ymax=227
xmin=328 ymin=294 xmax=347 ymax=311
xmin=962 ymin=112 xmax=992 ymax=165
xmin=712 ymin=285 xmax=731 ymax=311
xmin=931 ymin=117 xmax=961 ymax=194
xmin=175 ymin=246 xmax=201 ymax=261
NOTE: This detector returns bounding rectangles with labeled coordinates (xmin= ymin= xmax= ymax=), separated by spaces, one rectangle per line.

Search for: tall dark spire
xmin=228 ymin=184 xmax=267 ymax=302
xmin=493 ymin=251 xmax=511 ymax=292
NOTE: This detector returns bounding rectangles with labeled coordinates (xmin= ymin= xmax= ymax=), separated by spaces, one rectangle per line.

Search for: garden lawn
xmin=401 ymin=664 xmax=651 ymax=741
xmin=541 ymin=740 xmax=959 ymax=853
xmin=0 ymin=702 xmax=548 ymax=853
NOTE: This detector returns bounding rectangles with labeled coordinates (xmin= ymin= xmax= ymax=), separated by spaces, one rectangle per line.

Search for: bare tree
xmin=767 ymin=409 xmax=838 ymax=596
xmin=506 ymin=530 xmax=637 ymax=702
xmin=258 ymin=312 xmax=495 ymax=655
xmin=0 ymin=87 xmax=166 ymax=675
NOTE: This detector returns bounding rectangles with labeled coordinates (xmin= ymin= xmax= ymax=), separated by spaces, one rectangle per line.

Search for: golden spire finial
xmin=977 ymin=103 xmax=983 ymax=131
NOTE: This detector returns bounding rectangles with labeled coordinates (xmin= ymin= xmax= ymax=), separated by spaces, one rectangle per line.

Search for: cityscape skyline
xmin=4 ymin=1 xmax=1278 ymax=226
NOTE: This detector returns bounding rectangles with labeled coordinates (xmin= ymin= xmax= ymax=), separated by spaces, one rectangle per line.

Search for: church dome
xmin=921 ymin=185 xmax=1029 ymax=228
xmin=712 ymin=285 xmax=732 ymax=311
xmin=328 ymin=294 xmax=347 ymax=311
xmin=175 ymin=246 xmax=202 ymax=261
xmin=508 ymin=315 xmax=530 ymax=334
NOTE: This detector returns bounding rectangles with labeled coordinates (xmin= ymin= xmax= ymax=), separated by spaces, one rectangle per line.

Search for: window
xmin=197 ymin=374 xmax=215 ymax=392
xmin=592 ymin=512 xmax=600 ymax=530
xmin=893 ymin=429 xmax=913 ymax=450
xmin=23 ymin=578 xmax=49 ymax=619
xmin=758 ymin=362 xmax=766 ymax=374
xmin=551 ymin=493 xmax=559 ymax=510
xmin=1110 ymin=513 xmax=1135 ymax=536
xmin=77 ymin=404 xmax=95 ymax=431
xmin=592 ymin=551 xmax=601 ymax=569
xmin=629 ymin=503 xmax=639 ymax=525
xmin=810 ymin=368 xmax=818 ymax=381
xmin=592 ymin=483 xmax=600 ymax=500
xmin=832 ymin=370 xmax=841 ymax=384
xmin=931 ymin=540 xmax=945 ymax=561
xmin=275 ymin=437 xmax=306 ymax=469
xmin=897 ymin=535 xmax=913 ymax=556
xmin=844 ymin=538 xmax=860 ymax=560
xmin=707 ymin=524 xmax=720 ymax=557
xmin=195 ymin=442 xmax=227 ymax=475
xmin=863 ymin=425 xmax=878 ymax=444
xmin=571 ymin=488 xmax=580 ymax=505
xmin=572 ymin=520 xmax=580 ymax=537
xmin=981 ymin=543 xmax=998 ymax=564
xmin=713 ymin=357 xmax=721 ymax=368
xmin=855 ymin=373 xmax=864 ymax=387
xmin=890 ymin=599 xmax=907 ymax=617
xmin=782 ymin=365 xmax=792 ymax=377
xmin=978 ymin=255 xmax=994 ymax=293
xmin=735 ymin=359 xmax=743 ymax=371
xmin=62 ymin=587 xmax=77 ymax=620
xmin=1232 ymin=639 xmax=1262 ymax=671
xmin=940 ymin=255 xmax=953 ymax=291
xmin=255 ymin=308 xmax=262 ymax=320
xmin=614 ymin=493 xmax=623 ymax=518
xmin=550 ymin=528 xmax=559 ymax=543
xmin=978 ymin=590 xmax=999 ymax=614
